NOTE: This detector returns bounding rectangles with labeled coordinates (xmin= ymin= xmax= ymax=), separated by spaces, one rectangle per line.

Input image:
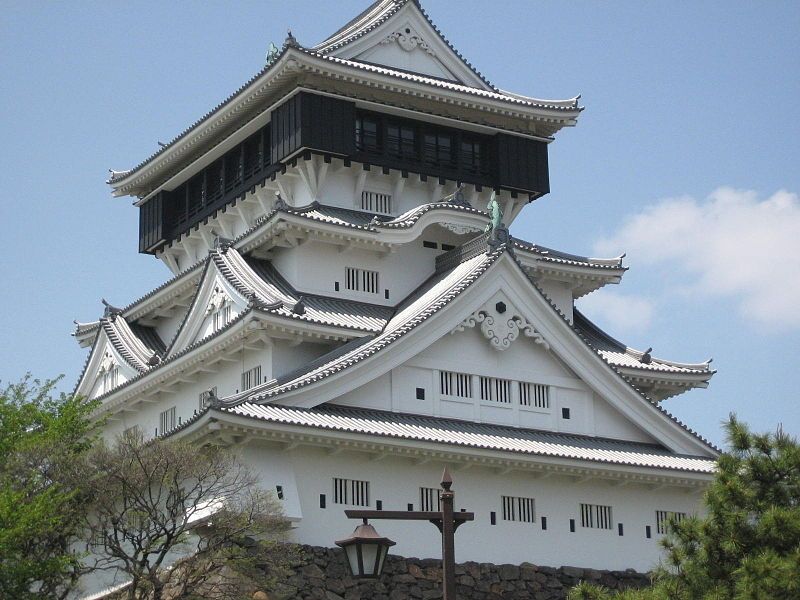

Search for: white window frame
xmin=159 ymin=406 xmax=176 ymax=434
xmin=439 ymin=370 xmax=473 ymax=399
xmin=479 ymin=376 xmax=511 ymax=404
xmin=518 ymin=382 xmax=550 ymax=410
xmin=502 ymin=495 xmax=536 ymax=523
xmin=656 ymin=510 xmax=687 ymax=534
xmin=241 ymin=366 xmax=261 ymax=392
xmin=332 ymin=477 xmax=370 ymax=507
xmin=360 ymin=190 xmax=393 ymax=215
xmin=420 ymin=487 xmax=441 ymax=512
xmin=344 ymin=267 xmax=379 ymax=294
xmin=580 ymin=503 xmax=613 ymax=530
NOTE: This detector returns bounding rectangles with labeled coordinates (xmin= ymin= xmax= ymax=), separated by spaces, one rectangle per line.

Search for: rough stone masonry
xmin=263 ymin=545 xmax=651 ymax=600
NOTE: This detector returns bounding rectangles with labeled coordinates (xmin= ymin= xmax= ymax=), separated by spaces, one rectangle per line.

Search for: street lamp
xmin=335 ymin=467 xmax=473 ymax=600
xmin=335 ymin=520 xmax=396 ymax=578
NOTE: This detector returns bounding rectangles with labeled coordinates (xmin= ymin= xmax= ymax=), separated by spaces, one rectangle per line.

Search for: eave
xmin=109 ymin=47 xmax=580 ymax=199
xmin=169 ymin=408 xmax=714 ymax=490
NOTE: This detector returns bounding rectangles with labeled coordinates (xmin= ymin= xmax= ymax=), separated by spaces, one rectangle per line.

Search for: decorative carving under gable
xmin=206 ymin=286 xmax=230 ymax=314
xmin=380 ymin=28 xmax=435 ymax=55
xmin=440 ymin=222 xmax=482 ymax=235
xmin=98 ymin=350 xmax=117 ymax=374
xmin=451 ymin=302 xmax=550 ymax=352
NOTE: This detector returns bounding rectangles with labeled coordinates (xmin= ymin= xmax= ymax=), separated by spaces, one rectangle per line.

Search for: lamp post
xmin=335 ymin=467 xmax=473 ymax=600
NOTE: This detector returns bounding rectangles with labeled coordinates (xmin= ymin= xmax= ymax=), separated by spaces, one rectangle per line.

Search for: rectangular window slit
xmin=501 ymin=495 xmax=536 ymax=523
xmin=345 ymin=267 xmax=379 ymax=294
xmin=580 ymin=503 xmax=613 ymax=530
xmin=420 ymin=487 xmax=441 ymax=512
xmin=519 ymin=382 xmax=549 ymax=409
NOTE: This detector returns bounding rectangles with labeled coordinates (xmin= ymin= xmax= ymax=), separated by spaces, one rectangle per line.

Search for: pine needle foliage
xmin=0 ymin=375 xmax=100 ymax=600
xmin=568 ymin=415 xmax=800 ymax=600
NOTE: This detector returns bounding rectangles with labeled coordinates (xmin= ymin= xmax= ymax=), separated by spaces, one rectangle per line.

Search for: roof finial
xmin=485 ymin=190 xmax=511 ymax=251
xmin=274 ymin=190 xmax=288 ymax=211
xmin=640 ymin=347 xmax=653 ymax=364
xmin=265 ymin=41 xmax=280 ymax=65
xmin=284 ymin=29 xmax=298 ymax=48
xmin=101 ymin=298 xmax=123 ymax=318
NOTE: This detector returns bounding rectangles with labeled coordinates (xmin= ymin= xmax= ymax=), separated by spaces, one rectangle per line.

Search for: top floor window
xmin=461 ymin=138 xmax=486 ymax=175
xmin=386 ymin=122 xmax=417 ymax=160
xmin=424 ymin=131 xmax=455 ymax=168
xmin=356 ymin=115 xmax=380 ymax=152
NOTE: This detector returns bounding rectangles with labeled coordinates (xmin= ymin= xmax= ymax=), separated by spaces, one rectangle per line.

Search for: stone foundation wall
xmin=269 ymin=545 xmax=651 ymax=600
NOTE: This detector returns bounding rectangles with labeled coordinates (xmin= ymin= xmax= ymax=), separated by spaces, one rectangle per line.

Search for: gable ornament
xmin=452 ymin=309 xmax=550 ymax=352
xmin=381 ymin=28 xmax=436 ymax=56
xmin=206 ymin=286 xmax=229 ymax=314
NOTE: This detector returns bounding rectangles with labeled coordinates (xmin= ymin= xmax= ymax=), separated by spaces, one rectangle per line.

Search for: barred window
xmin=361 ymin=191 xmax=392 ymax=214
xmin=345 ymin=267 xmax=379 ymax=294
xmin=656 ymin=510 xmax=687 ymax=534
xmin=333 ymin=478 xmax=370 ymax=506
xmin=519 ymin=382 xmax=549 ymax=409
xmin=212 ymin=304 xmax=232 ymax=331
xmin=502 ymin=495 xmax=536 ymax=523
xmin=420 ymin=487 xmax=441 ymax=512
xmin=580 ymin=503 xmax=613 ymax=530
xmin=241 ymin=366 xmax=261 ymax=391
xmin=159 ymin=406 xmax=176 ymax=434
xmin=480 ymin=376 xmax=511 ymax=403
xmin=439 ymin=370 xmax=472 ymax=398
xmin=102 ymin=366 xmax=119 ymax=394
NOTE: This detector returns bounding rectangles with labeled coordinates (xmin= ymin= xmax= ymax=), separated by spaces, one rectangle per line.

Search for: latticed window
xmin=333 ymin=478 xmax=370 ymax=506
xmin=656 ymin=510 xmax=687 ymax=534
xmin=480 ymin=376 xmax=511 ymax=403
xmin=420 ymin=487 xmax=441 ymax=512
xmin=439 ymin=371 xmax=472 ymax=398
xmin=212 ymin=303 xmax=232 ymax=331
xmin=102 ymin=366 xmax=119 ymax=393
xmin=502 ymin=496 xmax=536 ymax=523
xmin=461 ymin=138 xmax=485 ymax=174
xmin=361 ymin=191 xmax=392 ymax=214
xmin=580 ymin=503 xmax=613 ymax=529
xmin=355 ymin=115 xmax=380 ymax=152
xmin=159 ymin=406 xmax=176 ymax=434
xmin=387 ymin=122 xmax=416 ymax=160
xmin=424 ymin=131 xmax=454 ymax=167
xmin=519 ymin=382 xmax=549 ymax=409
xmin=345 ymin=267 xmax=379 ymax=294
xmin=241 ymin=366 xmax=261 ymax=391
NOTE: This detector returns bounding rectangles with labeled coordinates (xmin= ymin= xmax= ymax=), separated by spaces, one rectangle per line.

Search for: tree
xmin=569 ymin=415 xmax=800 ymax=600
xmin=85 ymin=431 xmax=292 ymax=600
xmin=0 ymin=375 xmax=99 ymax=600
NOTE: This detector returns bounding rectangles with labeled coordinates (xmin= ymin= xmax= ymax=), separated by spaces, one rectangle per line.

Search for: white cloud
xmin=594 ymin=187 xmax=800 ymax=329
xmin=578 ymin=291 xmax=655 ymax=335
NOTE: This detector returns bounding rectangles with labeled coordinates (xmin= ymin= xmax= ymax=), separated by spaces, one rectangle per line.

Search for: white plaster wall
xmin=272 ymin=339 xmax=333 ymax=380
xmin=593 ymin=393 xmax=656 ymax=443
xmin=272 ymin=238 xmax=439 ymax=305
xmin=277 ymin=446 xmax=703 ymax=572
xmin=537 ymin=279 xmax=574 ymax=323
xmin=328 ymin=327 xmax=657 ymax=444
xmin=103 ymin=346 xmax=272 ymax=442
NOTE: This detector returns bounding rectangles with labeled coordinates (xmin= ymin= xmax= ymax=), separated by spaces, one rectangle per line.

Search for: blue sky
xmin=1 ymin=1 xmax=798 ymax=447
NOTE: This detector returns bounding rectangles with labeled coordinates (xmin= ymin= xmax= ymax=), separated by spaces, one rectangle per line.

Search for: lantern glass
xmin=343 ymin=543 xmax=360 ymax=576
xmin=360 ymin=541 xmax=379 ymax=576
xmin=336 ymin=522 xmax=395 ymax=579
